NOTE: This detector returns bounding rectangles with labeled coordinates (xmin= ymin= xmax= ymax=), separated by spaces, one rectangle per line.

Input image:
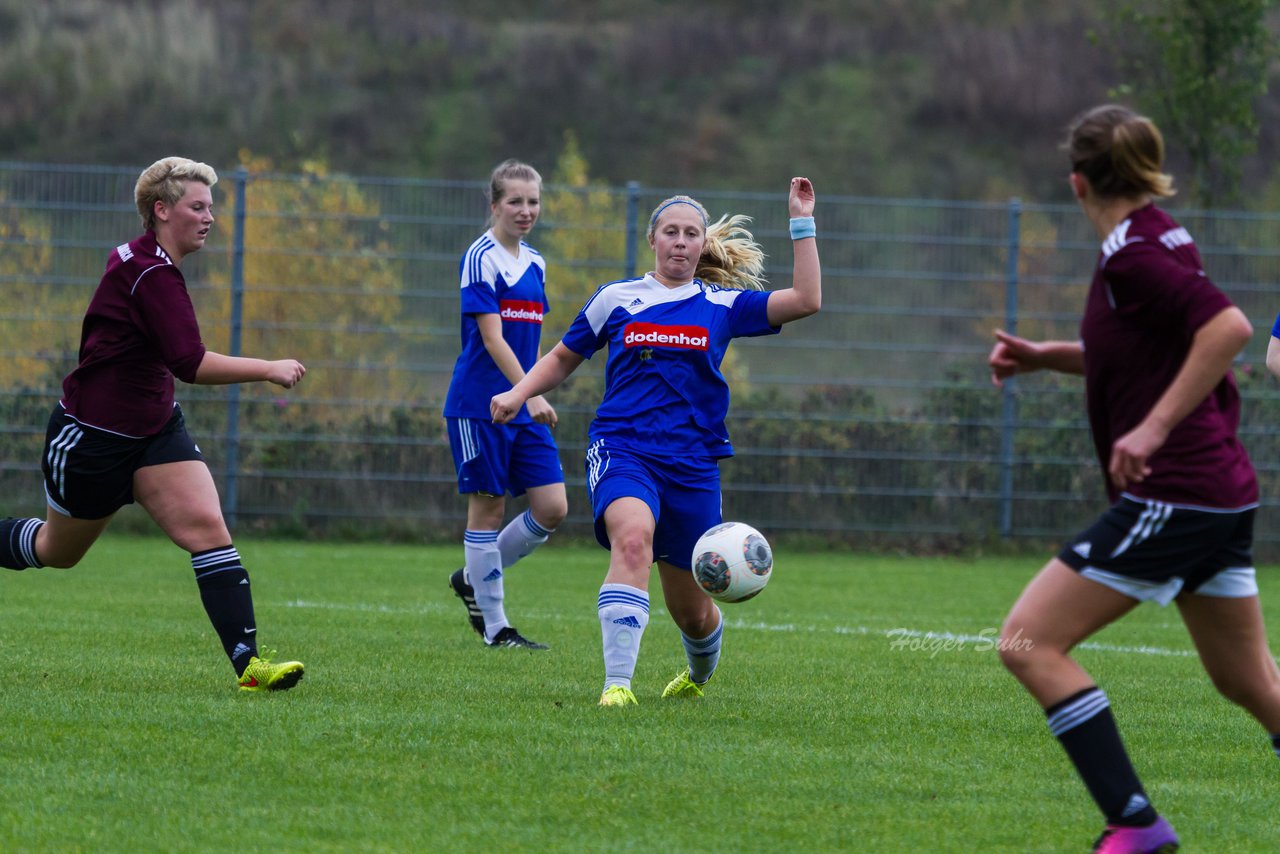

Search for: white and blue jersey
xmin=444 ymin=229 xmax=549 ymax=423
xmin=561 ymin=274 xmax=778 ymax=458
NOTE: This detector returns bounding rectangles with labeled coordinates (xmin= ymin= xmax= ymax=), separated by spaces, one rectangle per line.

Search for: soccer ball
xmin=691 ymin=521 xmax=773 ymax=603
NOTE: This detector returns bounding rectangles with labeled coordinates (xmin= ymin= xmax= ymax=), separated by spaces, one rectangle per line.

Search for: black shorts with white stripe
xmin=1057 ymin=495 xmax=1254 ymax=594
xmin=41 ymin=404 xmax=204 ymax=520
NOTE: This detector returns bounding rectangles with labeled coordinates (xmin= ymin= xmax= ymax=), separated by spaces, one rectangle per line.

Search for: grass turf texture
xmin=1 ymin=536 xmax=1277 ymax=852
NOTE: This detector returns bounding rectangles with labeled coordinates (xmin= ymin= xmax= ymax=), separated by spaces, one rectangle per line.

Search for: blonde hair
xmin=1066 ymin=104 xmax=1175 ymax=199
xmin=135 ymin=157 xmax=218 ymax=230
xmin=647 ymin=195 xmax=766 ymax=290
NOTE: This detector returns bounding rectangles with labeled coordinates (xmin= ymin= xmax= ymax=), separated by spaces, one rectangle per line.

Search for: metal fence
xmin=3 ymin=161 xmax=1280 ymax=552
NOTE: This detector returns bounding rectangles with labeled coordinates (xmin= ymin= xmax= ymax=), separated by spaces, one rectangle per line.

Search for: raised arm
xmin=491 ymin=341 xmax=585 ymax=424
xmin=766 ymin=177 xmax=822 ymax=326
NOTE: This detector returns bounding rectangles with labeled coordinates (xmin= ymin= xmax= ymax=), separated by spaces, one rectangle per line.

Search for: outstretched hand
xmin=788 ymin=177 xmax=815 ymax=217
xmin=987 ymin=330 xmax=1039 ymax=388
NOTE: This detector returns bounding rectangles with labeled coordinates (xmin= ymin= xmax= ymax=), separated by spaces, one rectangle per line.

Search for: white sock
xmin=598 ymin=583 xmax=649 ymax=690
xmin=497 ymin=509 xmax=553 ymax=569
xmin=464 ymin=530 xmax=507 ymax=640
xmin=682 ymin=606 xmax=722 ymax=684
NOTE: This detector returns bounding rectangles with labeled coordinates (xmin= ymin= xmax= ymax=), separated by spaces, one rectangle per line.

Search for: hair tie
xmin=649 ymin=199 xmax=708 ymax=229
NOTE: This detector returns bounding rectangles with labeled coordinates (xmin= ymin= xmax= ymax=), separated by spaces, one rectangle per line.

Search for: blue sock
xmin=681 ymin=606 xmax=722 ymax=684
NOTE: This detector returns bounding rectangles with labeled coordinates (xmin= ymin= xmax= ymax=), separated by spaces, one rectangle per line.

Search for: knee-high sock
xmin=1046 ymin=687 xmax=1157 ymax=827
xmin=0 ymin=518 xmax=43 ymax=569
xmin=465 ymin=529 xmax=506 ymax=640
xmin=192 ymin=545 xmax=257 ymax=676
xmin=681 ymin=606 xmax=722 ymax=684
xmin=497 ymin=509 xmax=553 ymax=569
xmin=598 ymin=583 xmax=649 ymax=690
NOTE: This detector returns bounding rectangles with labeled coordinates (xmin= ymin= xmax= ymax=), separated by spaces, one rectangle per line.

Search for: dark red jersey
xmin=60 ymin=231 xmax=207 ymax=437
xmin=1080 ymin=203 xmax=1257 ymax=508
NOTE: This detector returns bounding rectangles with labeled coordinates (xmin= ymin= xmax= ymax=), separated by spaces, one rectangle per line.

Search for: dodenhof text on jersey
xmin=622 ymin=323 xmax=709 ymax=350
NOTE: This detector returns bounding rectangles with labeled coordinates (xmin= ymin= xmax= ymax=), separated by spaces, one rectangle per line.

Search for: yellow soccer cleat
xmin=661 ymin=668 xmax=706 ymax=699
xmin=238 ymin=653 xmax=305 ymax=693
xmin=598 ymin=685 xmax=638 ymax=707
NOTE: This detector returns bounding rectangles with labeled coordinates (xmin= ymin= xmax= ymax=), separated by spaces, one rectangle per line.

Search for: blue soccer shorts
xmin=447 ymin=417 xmax=564 ymax=498
xmin=585 ymin=438 xmax=722 ymax=571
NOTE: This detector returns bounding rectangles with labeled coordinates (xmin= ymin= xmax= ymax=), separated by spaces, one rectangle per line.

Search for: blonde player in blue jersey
xmin=444 ymin=160 xmax=567 ymax=650
xmin=492 ymin=177 xmax=821 ymax=705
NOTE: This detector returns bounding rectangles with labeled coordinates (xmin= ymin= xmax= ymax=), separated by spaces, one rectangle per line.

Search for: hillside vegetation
xmin=1 ymin=0 xmax=1278 ymax=204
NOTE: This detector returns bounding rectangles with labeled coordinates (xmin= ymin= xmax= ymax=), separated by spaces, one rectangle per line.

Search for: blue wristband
xmin=789 ymin=216 xmax=815 ymax=240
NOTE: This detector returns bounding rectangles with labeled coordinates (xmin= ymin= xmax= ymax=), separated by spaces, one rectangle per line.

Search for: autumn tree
xmin=200 ymin=154 xmax=413 ymax=422
xmin=0 ymin=196 xmax=70 ymax=391
xmin=539 ymin=132 xmax=630 ymax=342
xmin=1109 ymin=0 xmax=1275 ymax=208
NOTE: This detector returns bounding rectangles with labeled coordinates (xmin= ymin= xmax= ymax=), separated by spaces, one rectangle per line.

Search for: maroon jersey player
xmin=62 ymin=228 xmax=207 ymax=436
xmin=988 ymin=105 xmax=1280 ymax=853
xmin=1078 ymin=202 xmax=1257 ymax=510
xmin=1 ymin=157 xmax=307 ymax=693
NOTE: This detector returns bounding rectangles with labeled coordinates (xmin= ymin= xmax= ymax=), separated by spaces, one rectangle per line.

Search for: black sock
xmin=1271 ymin=733 xmax=1280 ymax=759
xmin=1046 ymin=686 xmax=1157 ymax=827
xmin=0 ymin=518 xmax=44 ymax=569
xmin=192 ymin=545 xmax=257 ymax=676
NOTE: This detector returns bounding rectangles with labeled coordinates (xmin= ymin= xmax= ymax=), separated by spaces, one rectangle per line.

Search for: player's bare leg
xmin=1001 ymin=559 xmax=1169 ymax=846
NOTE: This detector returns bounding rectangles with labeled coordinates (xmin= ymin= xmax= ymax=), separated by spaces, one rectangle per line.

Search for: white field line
xmin=283 ymin=599 xmax=1198 ymax=658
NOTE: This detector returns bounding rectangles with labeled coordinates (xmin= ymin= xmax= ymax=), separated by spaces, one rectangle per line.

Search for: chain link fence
xmin=3 ymin=161 xmax=1280 ymax=553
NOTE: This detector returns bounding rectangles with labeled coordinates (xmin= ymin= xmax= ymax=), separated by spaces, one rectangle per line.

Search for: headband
xmin=649 ymin=199 xmax=708 ymax=229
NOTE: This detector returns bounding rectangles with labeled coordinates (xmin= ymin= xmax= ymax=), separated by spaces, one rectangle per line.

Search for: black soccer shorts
xmin=42 ymin=404 xmax=205 ymax=520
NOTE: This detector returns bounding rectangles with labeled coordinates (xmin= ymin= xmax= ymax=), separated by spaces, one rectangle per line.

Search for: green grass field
xmin=1 ymin=536 xmax=1277 ymax=852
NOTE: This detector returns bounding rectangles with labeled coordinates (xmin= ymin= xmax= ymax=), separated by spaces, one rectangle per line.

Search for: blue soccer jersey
xmin=561 ymin=274 xmax=779 ymax=457
xmin=444 ymin=230 xmax=549 ymax=422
